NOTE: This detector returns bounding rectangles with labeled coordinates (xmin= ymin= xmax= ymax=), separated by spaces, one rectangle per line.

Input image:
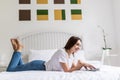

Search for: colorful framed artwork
xmin=54 ymin=9 xmax=66 ymax=20
xmin=37 ymin=0 xmax=48 ymax=4
xmin=54 ymin=0 xmax=65 ymax=4
xmin=18 ymin=0 xmax=82 ymax=21
xmin=19 ymin=0 xmax=31 ymax=4
xmin=19 ymin=10 xmax=31 ymax=21
xmin=71 ymin=9 xmax=82 ymax=20
xmin=37 ymin=10 xmax=48 ymax=20
xmin=70 ymin=0 xmax=81 ymax=4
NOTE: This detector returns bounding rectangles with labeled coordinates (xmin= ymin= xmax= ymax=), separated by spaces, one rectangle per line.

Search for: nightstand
xmin=0 ymin=66 xmax=7 ymax=72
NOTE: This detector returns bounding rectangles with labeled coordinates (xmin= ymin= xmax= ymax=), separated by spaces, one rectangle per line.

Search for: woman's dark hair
xmin=64 ymin=36 xmax=82 ymax=50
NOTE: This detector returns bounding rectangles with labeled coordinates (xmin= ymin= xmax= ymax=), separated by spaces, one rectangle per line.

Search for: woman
xmin=7 ymin=36 xmax=95 ymax=72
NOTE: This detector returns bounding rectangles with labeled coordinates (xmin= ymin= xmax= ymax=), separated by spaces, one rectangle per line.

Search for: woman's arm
xmin=60 ymin=60 xmax=96 ymax=72
xmin=60 ymin=61 xmax=84 ymax=72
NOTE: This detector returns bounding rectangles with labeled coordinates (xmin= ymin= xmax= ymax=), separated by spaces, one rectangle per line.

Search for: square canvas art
xmin=19 ymin=10 xmax=31 ymax=21
xmin=37 ymin=0 xmax=48 ymax=4
xmin=54 ymin=0 xmax=65 ymax=4
xmin=37 ymin=10 xmax=48 ymax=20
xmin=19 ymin=0 xmax=30 ymax=4
xmin=54 ymin=9 xmax=66 ymax=20
xmin=70 ymin=0 xmax=81 ymax=4
xmin=71 ymin=9 xmax=82 ymax=20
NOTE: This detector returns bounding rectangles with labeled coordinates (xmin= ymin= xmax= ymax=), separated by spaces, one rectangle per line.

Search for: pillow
xmin=29 ymin=49 xmax=57 ymax=62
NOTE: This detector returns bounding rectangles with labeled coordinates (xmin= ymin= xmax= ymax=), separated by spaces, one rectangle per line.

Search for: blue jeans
xmin=7 ymin=51 xmax=46 ymax=72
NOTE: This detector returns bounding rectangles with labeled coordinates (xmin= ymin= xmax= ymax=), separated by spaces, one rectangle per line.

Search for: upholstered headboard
xmin=18 ymin=32 xmax=82 ymax=62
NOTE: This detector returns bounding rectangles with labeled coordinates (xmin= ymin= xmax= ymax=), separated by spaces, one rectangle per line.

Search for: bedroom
xmin=0 ymin=0 xmax=120 ymax=79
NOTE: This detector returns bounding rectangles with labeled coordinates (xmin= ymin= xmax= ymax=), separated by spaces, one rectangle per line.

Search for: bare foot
xmin=15 ymin=39 xmax=23 ymax=52
xmin=11 ymin=39 xmax=18 ymax=51
xmin=10 ymin=38 xmax=23 ymax=52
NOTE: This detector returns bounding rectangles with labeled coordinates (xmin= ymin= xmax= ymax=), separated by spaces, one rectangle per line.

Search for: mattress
xmin=0 ymin=65 xmax=120 ymax=80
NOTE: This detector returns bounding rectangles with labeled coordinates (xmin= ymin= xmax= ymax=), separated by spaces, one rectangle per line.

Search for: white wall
xmin=0 ymin=0 xmax=118 ymax=66
xmin=112 ymin=0 xmax=120 ymax=66
xmin=113 ymin=0 xmax=120 ymax=53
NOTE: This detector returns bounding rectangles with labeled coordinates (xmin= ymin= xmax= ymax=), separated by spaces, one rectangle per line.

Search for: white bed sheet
xmin=0 ymin=65 xmax=120 ymax=80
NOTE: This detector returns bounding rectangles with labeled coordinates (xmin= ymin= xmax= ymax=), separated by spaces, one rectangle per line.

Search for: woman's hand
xmin=83 ymin=63 xmax=96 ymax=70
xmin=77 ymin=60 xmax=96 ymax=70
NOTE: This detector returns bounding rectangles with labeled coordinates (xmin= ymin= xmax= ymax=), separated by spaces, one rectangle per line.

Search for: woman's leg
xmin=18 ymin=57 xmax=24 ymax=65
xmin=7 ymin=38 xmax=24 ymax=71
xmin=12 ymin=60 xmax=46 ymax=71
xmin=27 ymin=60 xmax=46 ymax=70
xmin=7 ymin=38 xmax=46 ymax=71
xmin=7 ymin=52 xmax=46 ymax=71
xmin=6 ymin=51 xmax=23 ymax=71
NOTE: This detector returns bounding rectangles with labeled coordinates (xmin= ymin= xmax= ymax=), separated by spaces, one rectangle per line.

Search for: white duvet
xmin=0 ymin=65 xmax=120 ymax=80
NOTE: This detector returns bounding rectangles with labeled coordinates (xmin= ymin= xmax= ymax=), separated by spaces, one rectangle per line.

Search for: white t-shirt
xmin=45 ymin=48 xmax=74 ymax=71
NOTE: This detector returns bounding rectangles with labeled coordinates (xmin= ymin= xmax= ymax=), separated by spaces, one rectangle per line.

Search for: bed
xmin=0 ymin=31 xmax=120 ymax=80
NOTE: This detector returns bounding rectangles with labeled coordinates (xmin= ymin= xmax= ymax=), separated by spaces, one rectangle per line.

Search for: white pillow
xmin=29 ymin=49 xmax=57 ymax=62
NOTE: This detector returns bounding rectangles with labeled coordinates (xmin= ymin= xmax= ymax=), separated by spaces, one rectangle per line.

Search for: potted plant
xmin=98 ymin=25 xmax=112 ymax=55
